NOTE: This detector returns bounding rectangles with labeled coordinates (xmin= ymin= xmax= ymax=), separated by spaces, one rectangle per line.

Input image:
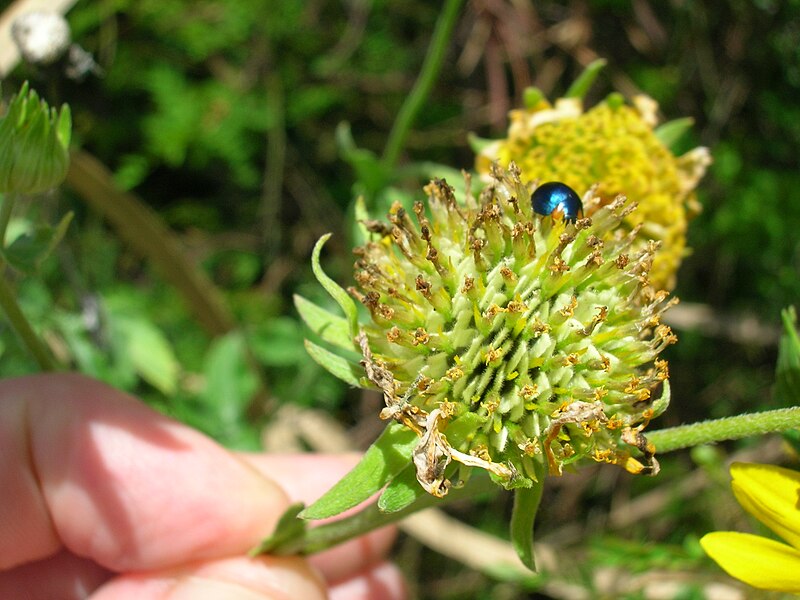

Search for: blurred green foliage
xmin=3 ymin=0 xmax=800 ymax=597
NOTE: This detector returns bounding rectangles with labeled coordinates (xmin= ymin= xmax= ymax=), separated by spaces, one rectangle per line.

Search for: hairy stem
xmin=649 ymin=407 xmax=800 ymax=453
xmin=257 ymin=471 xmax=497 ymax=556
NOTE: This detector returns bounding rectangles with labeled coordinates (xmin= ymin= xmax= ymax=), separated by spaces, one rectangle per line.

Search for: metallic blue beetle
xmin=531 ymin=182 xmax=583 ymax=222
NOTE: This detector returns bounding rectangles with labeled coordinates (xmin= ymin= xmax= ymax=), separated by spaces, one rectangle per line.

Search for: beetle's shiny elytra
xmin=531 ymin=181 xmax=583 ymax=222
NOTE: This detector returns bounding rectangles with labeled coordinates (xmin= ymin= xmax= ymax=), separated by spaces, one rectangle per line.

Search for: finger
xmin=0 ymin=550 xmax=110 ymax=600
xmin=245 ymin=454 xmax=398 ymax=584
xmin=328 ymin=561 xmax=406 ymax=600
xmin=0 ymin=374 xmax=290 ymax=572
xmin=89 ymin=555 xmax=327 ymax=600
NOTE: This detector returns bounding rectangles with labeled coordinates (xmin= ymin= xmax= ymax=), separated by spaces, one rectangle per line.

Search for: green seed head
xmin=0 ymin=82 xmax=71 ymax=195
xmin=351 ymin=164 xmax=675 ymax=496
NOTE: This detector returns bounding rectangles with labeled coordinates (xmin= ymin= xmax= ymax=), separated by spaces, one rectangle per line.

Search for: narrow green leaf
xmin=47 ymin=211 xmax=73 ymax=254
xmin=303 ymin=338 xmax=362 ymax=387
xmin=118 ymin=318 xmax=180 ymax=396
xmin=300 ymin=422 xmax=417 ymax=520
xmin=56 ymin=104 xmax=72 ymax=148
xmin=353 ymin=195 xmax=371 ymax=246
xmin=565 ymin=58 xmax=607 ymax=99
xmin=654 ymin=117 xmax=695 ymax=151
xmin=311 ymin=234 xmax=359 ymax=337
xmin=251 ymin=503 xmax=307 ymax=555
xmin=294 ymin=294 xmax=354 ymax=351
xmin=509 ymin=467 xmax=545 ymax=570
xmin=264 ymin=471 xmax=498 ymax=558
xmin=651 ymin=378 xmax=671 ymax=419
xmin=775 ymin=306 xmax=800 ymax=405
xmin=202 ymin=332 xmax=258 ymax=423
xmin=378 ymin=464 xmax=423 ymax=513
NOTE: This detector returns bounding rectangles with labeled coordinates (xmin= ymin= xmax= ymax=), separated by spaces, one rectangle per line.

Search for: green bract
xmin=296 ymin=164 xmax=675 ymax=568
xmin=0 ymin=82 xmax=71 ymax=195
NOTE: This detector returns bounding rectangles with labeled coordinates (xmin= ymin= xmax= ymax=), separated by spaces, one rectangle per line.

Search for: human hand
xmin=0 ymin=374 xmax=406 ymax=599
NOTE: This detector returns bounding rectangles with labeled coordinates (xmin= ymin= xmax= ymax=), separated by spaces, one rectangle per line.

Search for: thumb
xmin=91 ymin=555 xmax=327 ymax=600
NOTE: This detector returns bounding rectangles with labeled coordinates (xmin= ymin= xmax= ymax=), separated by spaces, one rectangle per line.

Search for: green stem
xmin=380 ymin=0 xmax=464 ymax=170
xmin=261 ymin=71 xmax=286 ymax=263
xmin=649 ymin=407 xmax=800 ymax=453
xmin=0 ymin=193 xmax=57 ymax=370
xmin=257 ymin=471 xmax=497 ymax=556
xmin=0 ymin=274 xmax=57 ymax=370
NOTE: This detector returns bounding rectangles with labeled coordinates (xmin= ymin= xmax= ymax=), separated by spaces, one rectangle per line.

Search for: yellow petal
xmin=700 ymin=531 xmax=800 ymax=592
xmin=730 ymin=462 xmax=800 ymax=550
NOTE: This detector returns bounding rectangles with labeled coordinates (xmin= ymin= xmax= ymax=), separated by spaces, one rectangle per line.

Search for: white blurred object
xmin=11 ymin=11 xmax=70 ymax=65
xmin=0 ymin=0 xmax=79 ymax=77
xmin=65 ymin=41 xmax=103 ymax=79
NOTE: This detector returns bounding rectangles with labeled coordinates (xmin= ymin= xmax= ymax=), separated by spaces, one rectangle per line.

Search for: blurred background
xmin=2 ymin=0 xmax=799 ymax=597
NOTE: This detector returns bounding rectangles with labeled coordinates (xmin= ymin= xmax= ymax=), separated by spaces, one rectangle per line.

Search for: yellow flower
xmin=700 ymin=462 xmax=800 ymax=593
xmin=476 ymin=92 xmax=710 ymax=290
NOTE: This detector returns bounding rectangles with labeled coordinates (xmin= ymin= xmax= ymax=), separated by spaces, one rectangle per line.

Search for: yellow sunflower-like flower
xmin=476 ymin=88 xmax=710 ymax=290
xmin=700 ymin=462 xmax=800 ymax=593
xmin=292 ymin=163 xmax=677 ymax=570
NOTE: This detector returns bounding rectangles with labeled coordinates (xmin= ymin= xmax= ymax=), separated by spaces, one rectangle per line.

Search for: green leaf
xmin=468 ymin=132 xmax=496 ymax=154
xmin=377 ymin=464 xmax=424 ymax=513
xmin=303 ymin=339 xmax=362 ymax=387
xmin=509 ymin=467 xmax=545 ymax=571
xmin=250 ymin=502 xmax=307 ymax=555
xmin=336 ymin=121 xmax=391 ymax=197
xmin=311 ymin=233 xmax=359 ymax=338
xmin=294 ymin=294 xmax=354 ymax=351
xmin=248 ymin=317 xmax=307 ymax=367
xmin=111 ymin=313 xmax=180 ymax=395
xmin=2 ymin=212 xmax=73 ymax=274
xmin=300 ymin=422 xmax=418 ymax=520
xmin=565 ymin=58 xmax=607 ymax=99
xmin=775 ymin=306 xmax=800 ymax=405
xmin=654 ymin=117 xmax=695 ymax=151
xmin=201 ymin=332 xmax=260 ymax=446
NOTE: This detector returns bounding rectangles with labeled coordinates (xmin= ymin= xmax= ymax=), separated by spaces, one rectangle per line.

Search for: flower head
xmin=476 ymin=91 xmax=710 ymax=290
xmin=701 ymin=462 xmax=800 ymax=593
xmin=0 ymin=82 xmax=72 ymax=195
xmin=348 ymin=164 xmax=674 ymax=496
